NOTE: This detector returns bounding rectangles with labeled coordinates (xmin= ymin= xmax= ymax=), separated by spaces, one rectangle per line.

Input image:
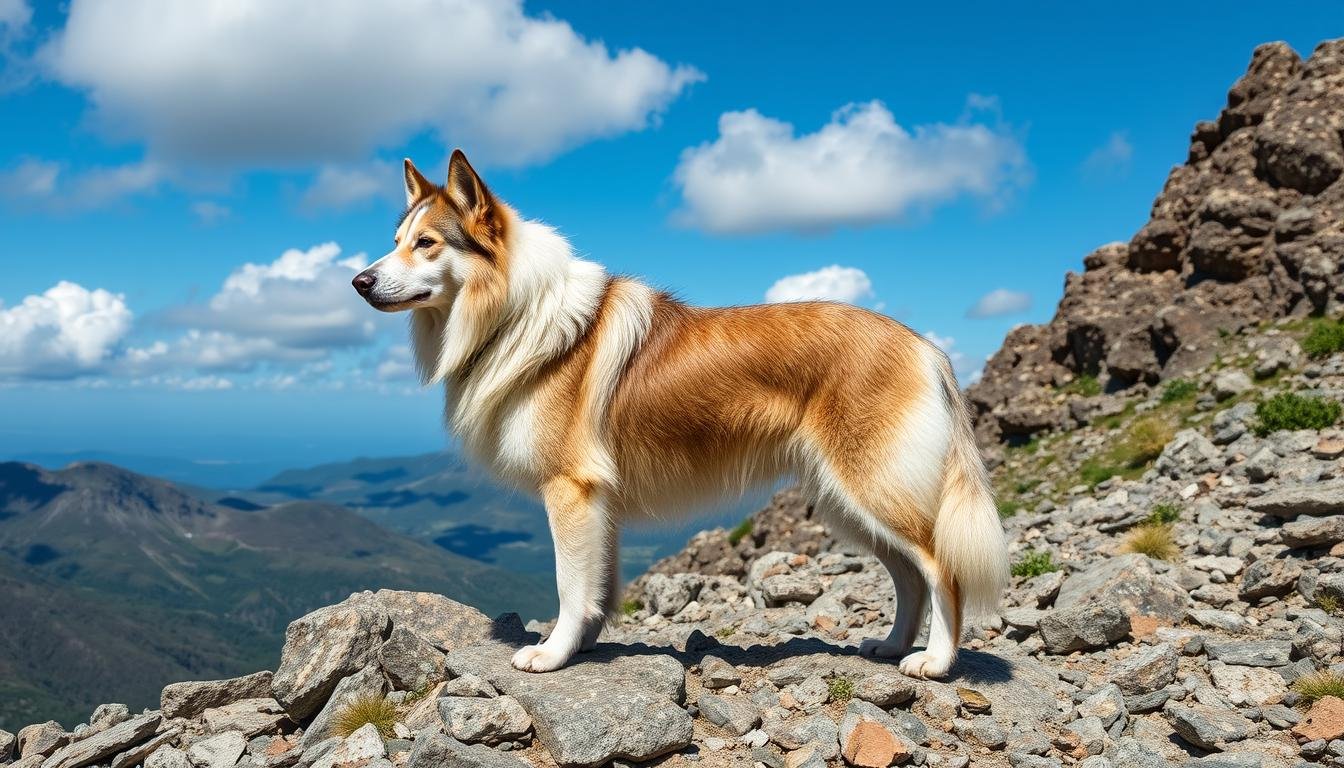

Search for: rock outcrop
xmin=969 ymin=39 xmax=1344 ymax=446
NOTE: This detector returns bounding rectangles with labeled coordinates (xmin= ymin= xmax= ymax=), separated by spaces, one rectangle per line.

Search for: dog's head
xmin=352 ymin=150 xmax=509 ymax=312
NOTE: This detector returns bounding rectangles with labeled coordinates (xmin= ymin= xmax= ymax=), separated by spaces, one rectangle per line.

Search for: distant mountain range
xmin=212 ymin=451 xmax=769 ymax=580
xmin=0 ymin=460 xmax=553 ymax=731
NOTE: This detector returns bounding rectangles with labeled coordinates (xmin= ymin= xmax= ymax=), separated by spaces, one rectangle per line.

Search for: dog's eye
xmin=415 ymin=237 xmax=435 ymax=250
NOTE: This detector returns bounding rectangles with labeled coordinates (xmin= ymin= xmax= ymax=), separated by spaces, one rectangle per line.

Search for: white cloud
xmin=1083 ymin=131 xmax=1132 ymax=177
xmin=765 ymin=265 xmax=874 ymax=304
xmin=0 ymin=158 xmax=164 ymax=208
xmin=0 ymin=281 xmax=133 ymax=379
xmin=673 ymin=100 xmax=1028 ymax=235
xmin=376 ymin=345 xmax=416 ymax=382
xmin=191 ymin=200 xmax=231 ymax=225
xmin=300 ymin=162 xmax=396 ymax=211
xmin=125 ymin=330 xmax=326 ymax=373
xmin=41 ymin=0 xmax=702 ymax=169
xmin=0 ymin=0 xmax=32 ymax=91
xmin=966 ymin=288 xmax=1031 ymax=318
xmin=165 ymin=242 xmax=376 ymax=350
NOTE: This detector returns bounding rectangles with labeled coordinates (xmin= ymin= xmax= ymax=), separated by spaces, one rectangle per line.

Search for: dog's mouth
xmin=369 ymin=290 xmax=432 ymax=311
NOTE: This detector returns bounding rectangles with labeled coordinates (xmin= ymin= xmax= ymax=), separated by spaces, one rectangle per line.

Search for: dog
xmin=352 ymin=150 xmax=1009 ymax=678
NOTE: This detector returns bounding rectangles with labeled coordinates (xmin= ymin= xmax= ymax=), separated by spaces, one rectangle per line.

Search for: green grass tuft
xmin=727 ymin=518 xmax=754 ymax=545
xmin=1061 ymin=374 xmax=1101 ymax=397
xmin=620 ymin=598 xmax=643 ymax=617
xmin=1010 ymin=550 xmax=1058 ymax=578
xmin=1292 ymin=670 xmax=1344 ymax=708
xmin=715 ymin=625 xmax=736 ymax=638
xmin=827 ymin=676 xmax=854 ymax=701
xmin=332 ymin=694 xmax=398 ymax=739
xmin=1253 ymin=392 xmax=1342 ymax=435
xmin=1316 ymin=592 xmax=1340 ymax=616
xmin=997 ymin=498 xmax=1022 ymax=518
xmin=1121 ymin=523 xmax=1178 ymax=561
xmin=1160 ymin=379 xmax=1197 ymax=403
xmin=1302 ymin=319 xmax=1344 ymax=359
xmin=1118 ymin=417 xmax=1175 ymax=468
xmin=1079 ymin=460 xmax=1121 ymax=487
xmin=1147 ymin=503 xmax=1181 ymax=526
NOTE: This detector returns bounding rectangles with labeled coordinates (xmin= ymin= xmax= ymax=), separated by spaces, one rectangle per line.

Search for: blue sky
xmin=1 ymin=1 xmax=1340 ymax=468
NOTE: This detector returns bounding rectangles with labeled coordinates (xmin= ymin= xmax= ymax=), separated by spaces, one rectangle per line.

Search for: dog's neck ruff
xmin=412 ymin=217 xmax=611 ymax=452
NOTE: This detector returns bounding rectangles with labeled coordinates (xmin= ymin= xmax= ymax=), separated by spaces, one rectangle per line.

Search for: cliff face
xmin=968 ymin=40 xmax=1344 ymax=446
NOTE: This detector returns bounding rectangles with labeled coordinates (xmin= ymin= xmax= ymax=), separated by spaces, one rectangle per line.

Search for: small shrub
xmin=1302 ymin=319 xmax=1344 ymax=359
xmin=1119 ymin=417 xmax=1175 ymax=467
xmin=1011 ymin=550 xmax=1058 ymax=578
xmin=1121 ymin=523 xmax=1178 ymax=561
xmin=1160 ymin=379 xmax=1197 ymax=404
xmin=620 ymin=598 xmax=643 ymax=617
xmin=827 ymin=676 xmax=855 ymax=701
xmin=1291 ymin=670 xmax=1344 ymax=708
xmin=1316 ymin=592 xmax=1340 ymax=616
xmin=1079 ymin=460 xmax=1120 ymax=487
xmin=1014 ymin=479 xmax=1038 ymax=494
xmin=727 ymin=518 xmax=754 ymax=545
xmin=997 ymin=498 xmax=1022 ymax=518
xmin=1253 ymin=392 xmax=1342 ymax=436
xmin=1061 ymin=374 xmax=1101 ymax=397
xmin=1147 ymin=503 xmax=1181 ymax=526
xmin=332 ymin=694 xmax=399 ymax=739
xmin=715 ymin=625 xmax=736 ymax=638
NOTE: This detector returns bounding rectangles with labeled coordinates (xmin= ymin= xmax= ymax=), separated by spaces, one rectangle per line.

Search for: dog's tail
xmin=930 ymin=362 xmax=1009 ymax=617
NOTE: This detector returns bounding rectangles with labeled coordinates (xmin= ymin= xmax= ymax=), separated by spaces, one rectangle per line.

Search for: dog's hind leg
xmin=859 ymin=546 xmax=928 ymax=660
xmin=512 ymin=476 xmax=615 ymax=673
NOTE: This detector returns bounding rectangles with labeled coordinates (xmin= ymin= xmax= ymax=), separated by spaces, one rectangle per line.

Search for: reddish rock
xmin=1294 ymin=696 xmax=1344 ymax=742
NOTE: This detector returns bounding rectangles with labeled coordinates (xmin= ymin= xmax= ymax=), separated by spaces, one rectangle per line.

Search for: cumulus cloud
xmin=300 ymin=162 xmax=397 ymax=211
xmin=125 ymin=330 xmax=326 ymax=373
xmin=1083 ymin=131 xmax=1132 ymax=177
xmin=0 ymin=0 xmax=33 ymax=91
xmin=190 ymin=200 xmax=231 ymax=225
xmin=41 ymin=0 xmax=702 ymax=169
xmin=765 ymin=265 xmax=874 ymax=304
xmin=966 ymin=288 xmax=1031 ymax=318
xmin=164 ymin=242 xmax=376 ymax=350
xmin=0 ymin=281 xmax=133 ymax=379
xmin=376 ymin=345 xmax=416 ymax=382
xmin=673 ymin=100 xmax=1028 ymax=235
xmin=0 ymin=158 xmax=165 ymax=208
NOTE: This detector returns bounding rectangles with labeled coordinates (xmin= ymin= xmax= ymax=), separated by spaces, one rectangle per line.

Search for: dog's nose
xmin=352 ymin=272 xmax=377 ymax=296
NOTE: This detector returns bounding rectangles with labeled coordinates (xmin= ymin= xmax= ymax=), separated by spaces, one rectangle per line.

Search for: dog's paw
xmin=511 ymin=643 xmax=571 ymax=673
xmin=898 ymin=650 xmax=953 ymax=679
xmin=858 ymin=638 xmax=907 ymax=659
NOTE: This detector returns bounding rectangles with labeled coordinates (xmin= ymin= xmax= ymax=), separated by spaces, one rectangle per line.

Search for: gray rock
xmin=1056 ymin=554 xmax=1190 ymax=622
xmin=1281 ymin=515 xmax=1344 ymax=548
xmin=1208 ymin=663 xmax=1286 ymax=707
xmin=41 ymin=713 xmax=161 ymax=768
xmin=1040 ymin=599 xmax=1131 ymax=652
xmin=765 ymin=714 xmax=838 ymax=757
xmin=377 ymin=626 xmax=446 ymax=692
xmin=699 ymin=655 xmax=742 ymax=689
xmin=309 ymin=725 xmax=384 ymax=768
xmin=162 ymin=672 xmax=274 ymax=720
xmin=1246 ymin=480 xmax=1344 ymax=517
xmin=642 ymin=573 xmax=702 ymax=616
xmin=202 ymin=699 xmax=288 ymax=738
xmin=1243 ymin=447 xmax=1279 ymax=482
xmin=1237 ymin=559 xmax=1301 ymax=600
xmin=1078 ymin=684 xmax=1127 ymax=728
xmin=1 ymin=729 xmax=15 ymax=763
xmin=1168 ymin=703 xmax=1252 ymax=750
xmin=1212 ymin=371 xmax=1252 ymax=401
xmin=436 ymin=696 xmax=531 ymax=745
xmin=18 ymin=724 xmax=67 ymax=760
xmin=1203 ymin=639 xmax=1292 ymax=667
xmin=759 ymin=573 xmax=823 ymax=606
xmin=369 ymin=590 xmax=496 ymax=652
xmin=89 ymin=704 xmax=130 ymax=732
xmin=953 ymin=716 xmax=1007 ymax=749
xmin=1061 ymin=716 xmax=1107 ymax=757
xmin=696 ymin=694 xmax=760 ymax=736
xmin=445 ymin=641 xmax=690 ymax=767
xmin=853 ymin=673 xmax=916 ymax=708
xmin=186 ymin=732 xmax=248 ymax=768
xmin=272 ymin=593 xmax=391 ymax=720
xmin=1110 ymin=643 xmax=1179 ymax=695
xmin=299 ymin=666 xmax=388 ymax=749
xmin=110 ymin=730 xmax=181 ymax=768
xmin=294 ymin=739 xmax=339 ymax=768
xmin=145 ymin=747 xmax=190 ymax=768
xmin=1105 ymin=737 xmax=1167 ymax=768
xmin=1212 ymin=403 xmax=1256 ymax=444
xmin=439 ymin=673 xmax=496 ymax=698
xmin=405 ymin=732 xmax=532 ymax=768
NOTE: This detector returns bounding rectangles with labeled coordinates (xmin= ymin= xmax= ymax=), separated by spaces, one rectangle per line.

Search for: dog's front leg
xmin=511 ymin=476 xmax=614 ymax=673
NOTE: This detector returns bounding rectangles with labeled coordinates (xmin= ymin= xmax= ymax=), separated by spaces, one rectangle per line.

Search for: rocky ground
xmin=6 ymin=35 xmax=1344 ymax=768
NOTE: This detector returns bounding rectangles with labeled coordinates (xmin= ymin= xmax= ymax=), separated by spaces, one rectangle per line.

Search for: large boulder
xmin=161 ymin=671 xmax=273 ymax=720
xmin=1055 ymin=554 xmax=1190 ymax=622
xmin=271 ymin=593 xmax=391 ymax=720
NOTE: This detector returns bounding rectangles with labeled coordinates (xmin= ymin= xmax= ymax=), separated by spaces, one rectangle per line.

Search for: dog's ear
xmin=445 ymin=149 xmax=493 ymax=214
xmin=403 ymin=158 xmax=431 ymax=206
